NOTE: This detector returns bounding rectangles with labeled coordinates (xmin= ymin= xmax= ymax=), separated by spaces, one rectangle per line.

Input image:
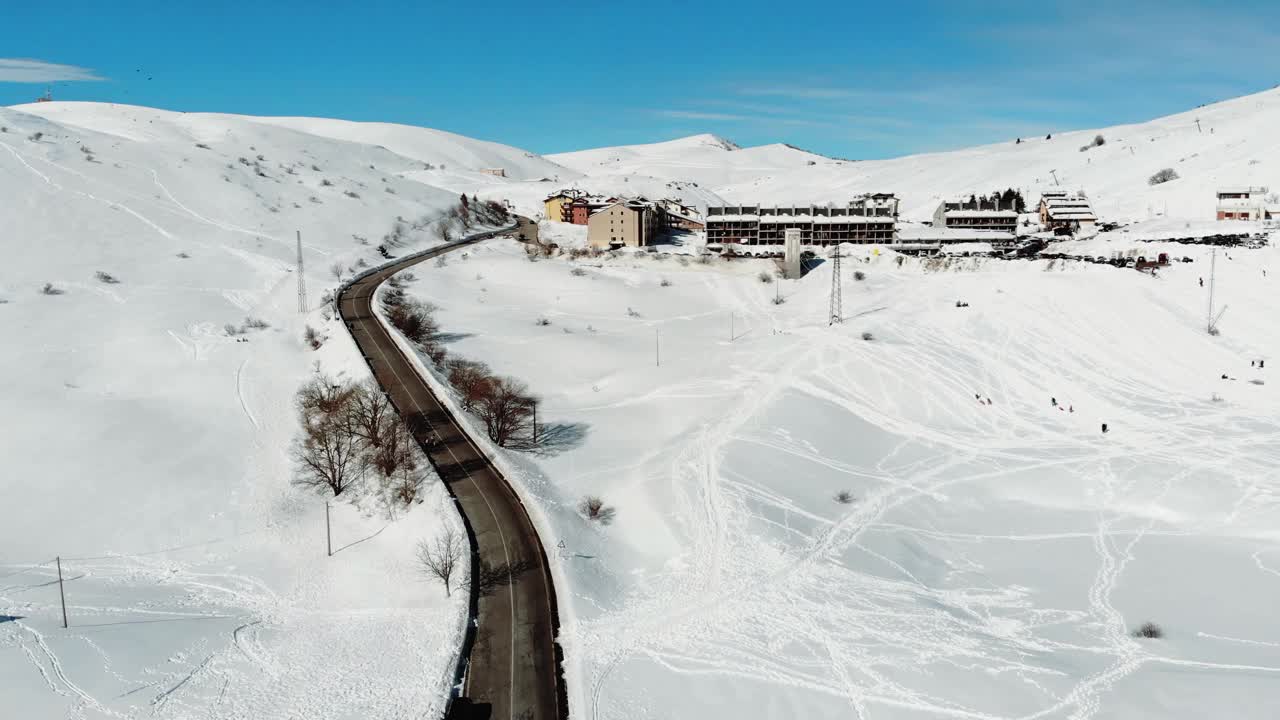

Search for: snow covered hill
xmin=549 ymin=133 xmax=830 ymax=191
xmin=555 ymin=87 xmax=1280 ymax=224
xmin=399 ymin=235 xmax=1280 ymax=720
xmin=0 ymin=102 xmax=504 ymax=719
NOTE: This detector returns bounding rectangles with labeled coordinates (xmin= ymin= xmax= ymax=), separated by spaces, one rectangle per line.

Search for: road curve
xmin=338 ymin=219 xmax=565 ymax=720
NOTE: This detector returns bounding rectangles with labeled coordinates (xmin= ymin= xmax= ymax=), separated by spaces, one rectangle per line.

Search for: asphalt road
xmin=338 ymin=221 xmax=564 ymax=720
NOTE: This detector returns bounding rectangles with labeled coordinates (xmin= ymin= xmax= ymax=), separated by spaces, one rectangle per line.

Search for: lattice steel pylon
xmin=828 ymin=244 xmax=843 ymax=325
xmin=296 ymin=230 xmax=307 ymax=314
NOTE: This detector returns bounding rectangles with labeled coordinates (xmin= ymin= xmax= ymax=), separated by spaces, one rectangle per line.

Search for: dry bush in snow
xmin=834 ymin=490 xmax=855 ymax=504
xmin=579 ymin=496 xmax=617 ymax=525
xmin=94 ymin=271 xmax=120 ymax=284
xmin=474 ymin=377 xmax=537 ymax=447
xmin=40 ymin=283 xmax=64 ymax=296
xmin=1132 ymin=622 xmax=1164 ymax=639
xmin=1149 ymin=168 xmax=1179 ymax=185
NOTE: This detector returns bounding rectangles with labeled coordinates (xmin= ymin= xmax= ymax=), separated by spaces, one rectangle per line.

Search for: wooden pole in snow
xmin=56 ymin=556 xmax=68 ymax=629
xmin=325 ymin=503 xmax=332 ymax=557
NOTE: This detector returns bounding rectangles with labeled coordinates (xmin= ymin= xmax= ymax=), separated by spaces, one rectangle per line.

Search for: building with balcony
xmin=1216 ymin=187 xmax=1270 ymax=220
xmin=704 ymin=194 xmax=898 ymax=247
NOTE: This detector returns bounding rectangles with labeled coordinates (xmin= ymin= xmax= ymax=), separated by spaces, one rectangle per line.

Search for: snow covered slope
xmin=556 ymin=87 xmax=1280 ymax=225
xmin=549 ymin=133 xmax=830 ymax=190
xmin=401 ymin=237 xmax=1280 ymax=720
xmin=0 ymin=102 xmax=491 ymax=719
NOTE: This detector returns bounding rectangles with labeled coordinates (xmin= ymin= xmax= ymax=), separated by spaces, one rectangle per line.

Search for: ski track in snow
xmin=561 ymin=261 xmax=1280 ymax=720
xmin=236 ymin=358 xmax=260 ymax=431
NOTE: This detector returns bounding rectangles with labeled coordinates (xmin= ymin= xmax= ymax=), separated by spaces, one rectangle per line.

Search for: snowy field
xmin=403 ymin=238 xmax=1280 ymax=719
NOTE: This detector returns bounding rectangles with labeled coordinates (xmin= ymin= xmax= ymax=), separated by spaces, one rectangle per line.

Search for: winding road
xmin=337 ymin=216 xmax=565 ymax=720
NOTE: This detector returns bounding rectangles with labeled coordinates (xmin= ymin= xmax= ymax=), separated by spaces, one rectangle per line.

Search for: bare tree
xmin=578 ymin=495 xmax=617 ymax=525
xmin=344 ymin=379 xmax=394 ymax=448
xmin=475 ymin=377 xmax=536 ymax=447
xmin=330 ymin=262 xmax=344 ymax=281
xmin=834 ymin=490 xmax=855 ymax=504
xmin=416 ymin=526 xmax=465 ymax=597
xmin=446 ymin=358 xmax=493 ymax=412
xmin=297 ymin=375 xmax=357 ymax=417
xmin=292 ymin=414 xmax=363 ymax=496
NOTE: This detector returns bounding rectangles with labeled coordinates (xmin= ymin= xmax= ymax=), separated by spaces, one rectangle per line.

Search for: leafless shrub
xmin=697 ymin=254 xmax=712 ymax=265
xmin=1132 ymin=622 xmax=1163 ymax=639
xmin=771 ymin=294 xmax=786 ymax=305
xmin=758 ymin=270 xmax=774 ymax=284
xmin=535 ymin=317 xmax=551 ymax=326
xmin=570 ymin=267 xmax=587 ymax=277
xmin=243 ymin=316 xmax=269 ymax=330
xmin=304 ymin=324 xmax=324 ymax=350
xmin=416 ymin=526 xmax=465 ymax=596
xmin=474 ymin=376 xmax=537 ymax=447
xmin=834 ymin=490 xmax=855 ymax=504
xmin=40 ymin=283 xmax=63 ymax=295
xmin=344 ymin=190 xmax=360 ymax=199
xmin=627 ymin=307 xmax=641 ymax=318
xmin=94 ymin=271 xmax=120 ymax=284
xmin=331 ymin=263 xmax=344 ymax=281
xmin=578 ymin=496 xmax=617 ymax=525
xmin=435 ymin=255 xmax=448 ymax=269
xmin=862 ymin=331 xmax=874 ymax=341
xmin=659 ymin=278 xmax=672 ymax=287
xmin=383 ymin=295 xmax=439 ymax=347
xmin=446 ymin=358 xmax=494 ymax=412
xmin=224 ymin=323 xmax=242 ymax=336
xmin=853 ymin=270 xmax=866 ymax=281
xmin=311 ymin=164 xmax=321 ymax=172
xmin=320 ymin=178 xmax=334 ymax=187
xmin=1149 ymin=168 xmax=1179 ymax=185
xmin=28 ymin=131 xmax=43 ymax=142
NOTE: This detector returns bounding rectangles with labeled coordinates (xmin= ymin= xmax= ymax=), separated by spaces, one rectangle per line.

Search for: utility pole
xmin=56 ymin=556 xmax=68 ymax=629
xmin=325 ymin=502 xmax=332 ymax=557
xmin=1207 ymin=248 xmax=1227 ymax=335
xmin=296 ymin=230 xmax=307 ymax=314
xmin=730 ymin=312 xmax=734 ymax=342
xmin=655 ymin=329 xmax=660 ymax=367
xmin=829 ymin=245 xmax=843 ymax=325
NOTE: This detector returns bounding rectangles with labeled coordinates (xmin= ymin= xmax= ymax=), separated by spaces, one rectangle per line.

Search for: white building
xmin=1038 ymin=191 xmax=1097 ymax=233
xmin=1216 ymin=187 xmax=1269 ymax=221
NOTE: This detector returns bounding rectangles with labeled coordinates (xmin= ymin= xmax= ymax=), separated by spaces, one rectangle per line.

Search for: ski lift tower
xmin=828 ymin=244 xmax=843 ymax=325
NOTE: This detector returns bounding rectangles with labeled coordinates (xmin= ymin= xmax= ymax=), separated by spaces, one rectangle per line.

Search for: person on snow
xmin=1051 ymin=397 xmax=1057 ymax=407
xmin=1069 ymin=405 xmax=1074 ymax=413
xmin=1101 ymin=423 xmax=1109 ymax=433
xmin=1199 ymin=277 xmax=1204 ymax=287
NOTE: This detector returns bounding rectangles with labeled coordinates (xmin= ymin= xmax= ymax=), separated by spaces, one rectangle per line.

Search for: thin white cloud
xmin=0 ymin=58 xmax=103 ymax=83
xmin=654 ymin=109 xmax=748 ymax=121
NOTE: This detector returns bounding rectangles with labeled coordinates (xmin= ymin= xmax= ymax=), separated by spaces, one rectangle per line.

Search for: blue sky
xmin=3 ymin=0 xmax=1279 ymax=159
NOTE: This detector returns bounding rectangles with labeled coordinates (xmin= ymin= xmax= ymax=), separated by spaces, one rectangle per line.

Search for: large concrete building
xmin=587 ymin=201 xmax=666 ymax=249
xmin=705 ymin=194 xmax=899 ymax=247
xmin=933 ymin=196 xmax=1019 ymax=233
